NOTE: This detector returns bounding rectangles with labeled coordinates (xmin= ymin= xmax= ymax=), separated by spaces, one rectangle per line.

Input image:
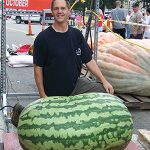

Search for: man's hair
xmin=115 ymin=0 xmax=121 ymax=7
xmin=51 ymin=0 xmax=70 ymax=10
xmin=146 ymin=8 xmax=150 ymax=14
xmin=132 ymin=2 xmax=139 ymax=8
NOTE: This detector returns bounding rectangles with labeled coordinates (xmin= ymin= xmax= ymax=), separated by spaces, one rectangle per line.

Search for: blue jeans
xmin=126 ymin=25 xmax=130 ymax=39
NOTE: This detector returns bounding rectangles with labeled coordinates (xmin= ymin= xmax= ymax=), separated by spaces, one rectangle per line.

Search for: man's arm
xmin=123 ymin=16 xmax=126 ymax=21
xmin=86 ymin=58 xmax=114 ymax=94
xmin=110 ymin=10 xmax=114 ymax=28
xmin=34 ymin=64 xmax=47 ymax=98
xmin=133 ymin=13 xmax=143 ymax=36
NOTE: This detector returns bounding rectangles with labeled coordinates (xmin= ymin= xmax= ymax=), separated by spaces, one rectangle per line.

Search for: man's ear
xmin=68 ymin=11 xmax=71 ymax=19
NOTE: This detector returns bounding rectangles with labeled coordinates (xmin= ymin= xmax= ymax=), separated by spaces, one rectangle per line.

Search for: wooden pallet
xmin=138 ymin=129 xmax=150 ymax=149
xmin=116 ymin=94 xmax=150 ymax=109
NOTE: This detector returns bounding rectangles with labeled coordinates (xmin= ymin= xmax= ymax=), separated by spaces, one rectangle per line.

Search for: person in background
xmin=11 ymin=0 xmax=114 ymax=128
xmin=69 ymin=10 xmax=75 ymax=26
xmin=110 ymin=0 xmax=126 ymax=38
xmin=98 ymin=9 xmax=104 ymax=32
xmin=142 ymin=8 xmax=150 ymax=39
xmin=75 ymin=12 xmax=83 ymax=30
xmin=129 ymin=2 xmax=143 ymax=39
xmin=126 ymin=10 xmax=132 ymax=38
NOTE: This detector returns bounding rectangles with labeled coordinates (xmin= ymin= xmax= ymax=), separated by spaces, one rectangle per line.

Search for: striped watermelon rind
xmin=18 ymin=93 xmax=133 ymax=150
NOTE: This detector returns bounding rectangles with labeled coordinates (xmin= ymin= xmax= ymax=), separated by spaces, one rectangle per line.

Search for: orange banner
xmin=4 ymin=0 xmax=51 ymax=10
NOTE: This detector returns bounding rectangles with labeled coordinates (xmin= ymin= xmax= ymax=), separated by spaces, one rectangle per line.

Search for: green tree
xmin=100 ymin=0 xmax=128 ymax=11
xmin=0 ymin=1 xmax=2 ymax=9
xmin=131 ymin=0 xmax=150 ymax=9
xmin=142 ymin=0 xmax=150 ymax=9
xmin=70 ymin=0 xmax=128 ymax=12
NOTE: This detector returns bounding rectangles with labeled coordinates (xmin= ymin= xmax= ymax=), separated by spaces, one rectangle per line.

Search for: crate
xmin=116 ymin=94 xmax=150 ymax=109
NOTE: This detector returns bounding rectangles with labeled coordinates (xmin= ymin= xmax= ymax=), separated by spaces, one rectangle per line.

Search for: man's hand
xmin=86 ymin=59 xmax=114 ymax=94
xmin=102 ymin=80 xmax=114 ymax=94
xmin=133 ymin=31 xmax=137 ymax=37
xmin=40 ymin=94 xmax=48 ymax=99
xmin=132 ymin=28 xmax=138 ymax=37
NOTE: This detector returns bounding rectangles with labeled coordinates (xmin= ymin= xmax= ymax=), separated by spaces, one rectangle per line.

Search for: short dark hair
xmin=51 ymin=0 xmax=70 ymax=10
xmin=132 ymin=2 xmax=139 ymax=7
xmin=146 ymin=8 xmax=150 ymax=14
xmin=115 ymin=0 xmax=121 ymax=7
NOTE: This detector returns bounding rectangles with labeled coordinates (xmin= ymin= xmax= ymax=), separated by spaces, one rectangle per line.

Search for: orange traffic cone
xmin=26 ymin=19 xmax=34 ymax=36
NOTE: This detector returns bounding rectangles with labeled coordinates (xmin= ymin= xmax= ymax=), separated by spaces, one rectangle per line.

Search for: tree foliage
xmin=69 ymin=0 xmax=149 ymax=13
xmin=134 ymin=0 xmax=150 ymax=9
xmin=70 ymin=0 xmax=128 ymax=12
xmin=141 ymin=0 xmax=150 ymax=9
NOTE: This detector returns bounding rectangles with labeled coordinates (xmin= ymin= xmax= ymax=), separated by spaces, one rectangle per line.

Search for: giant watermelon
xmin=18 ymin=93 xmax=133 ymax=150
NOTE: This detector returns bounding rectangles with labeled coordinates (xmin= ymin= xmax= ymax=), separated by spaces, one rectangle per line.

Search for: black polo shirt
xmin=33 ymin=26 xmax=92 ymax=96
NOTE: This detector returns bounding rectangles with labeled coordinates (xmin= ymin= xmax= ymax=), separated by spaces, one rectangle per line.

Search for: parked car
xmin=11 ymin=14 xmax=41 ymax=24
xmin=40 ymin=9 xmax=54 ymax=25
xmin=11 ymin=9 xmax=54 ymax=24
xmin=104 ymin=11 xmax=111 ymax=19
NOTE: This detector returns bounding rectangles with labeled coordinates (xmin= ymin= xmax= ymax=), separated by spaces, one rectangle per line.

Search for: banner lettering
xmin=4 ymin=0 xmax=51 ymax=10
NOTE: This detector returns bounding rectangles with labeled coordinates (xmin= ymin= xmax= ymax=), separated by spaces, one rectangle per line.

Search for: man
xmin=126 ymin=10 xmax=132 ymax=38
xmin=75 ymin=12 xmax=82 ymax=30
xmin=98 ymin=9 xmax=104 ymax=32
xmin=129 ymin=2 xmax=143 ymax=39
xmin=142 ymin=8 xmax=150 ymax=39
xmin=110 ymin=0 xmax=126 ymax=38
xmin=11 ymin=0 xmax=114 ymax=127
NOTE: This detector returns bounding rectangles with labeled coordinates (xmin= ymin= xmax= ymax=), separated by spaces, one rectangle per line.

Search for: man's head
xmin=51 ymin=0 xmax=70 ymax=23
xmin=146 ymin=8 xmax=150 ymax=16
xmin=128 ymin=10 xmax=131 ymax=15
xmin=115 ymin=1 xmax=121 ymax=7
xmin=132 ymin=2 xmax=139 ymax=13
xmin=51 ymin=0 xmax=70 ymax=10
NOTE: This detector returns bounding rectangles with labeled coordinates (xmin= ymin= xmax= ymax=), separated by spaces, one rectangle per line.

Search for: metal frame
xmin=84 ymin=0 xmax=99 ymax=80
xmin=93 ymin=0 xmax=99 ymax=63
xmin=84 ymin=0 xmax=99 ymax=61
xmin=1 ymin=0 xmax=7 ymax=115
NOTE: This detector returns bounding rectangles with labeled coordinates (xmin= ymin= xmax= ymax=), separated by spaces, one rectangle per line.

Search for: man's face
xmin=132 ymin=6 xmax=139 ymax=13
xmin=52 ymin=0 xmax=70 ymax=23
xmin=128 ymin=11 xmax=131 ymax=15
xmin=146 ymin=11 xmax=150 ymax=16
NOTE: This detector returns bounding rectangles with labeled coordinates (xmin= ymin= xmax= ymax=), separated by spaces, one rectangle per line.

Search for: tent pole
xmin=1 ymin=0 xmax=7 ymax=115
